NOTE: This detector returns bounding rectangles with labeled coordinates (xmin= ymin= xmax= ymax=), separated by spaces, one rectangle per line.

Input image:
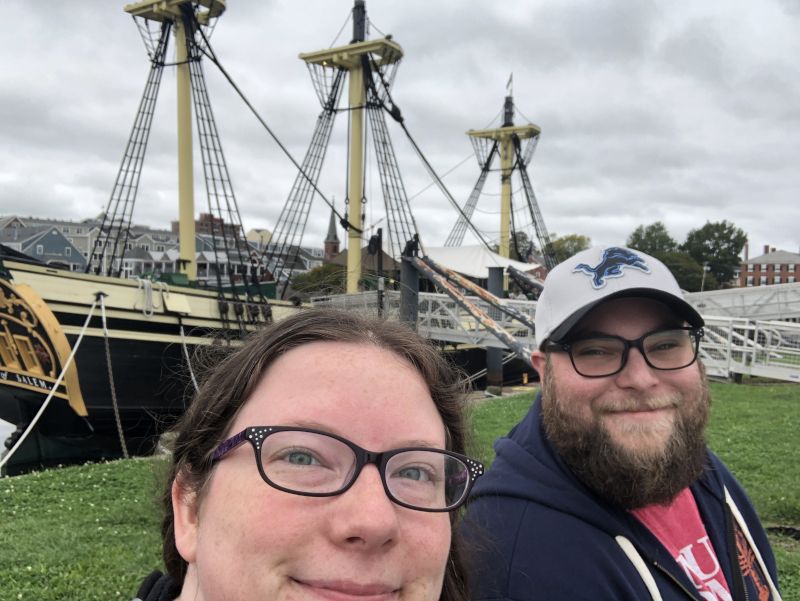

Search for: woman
xmin=134 ymin=308 xmax=483 ymax=601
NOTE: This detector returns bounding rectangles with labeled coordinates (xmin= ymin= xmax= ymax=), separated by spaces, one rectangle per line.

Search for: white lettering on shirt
xmin=676 ymin=536 xmax=732 ymax=601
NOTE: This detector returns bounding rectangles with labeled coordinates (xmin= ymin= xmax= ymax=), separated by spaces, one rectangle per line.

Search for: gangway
xmin=311 ymin=289 xmax=536 ymax=351
xmin=410 ymin=257 xmax=533 ymax=366
xmin=418 ymin=256 xmax=535 ymax=330
xmin=312 ymin=290 xmax=800 ymax=384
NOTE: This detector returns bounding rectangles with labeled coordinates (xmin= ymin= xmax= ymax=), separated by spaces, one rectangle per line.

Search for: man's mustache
xmin=596 ymin=395 xmax=682 ymax=413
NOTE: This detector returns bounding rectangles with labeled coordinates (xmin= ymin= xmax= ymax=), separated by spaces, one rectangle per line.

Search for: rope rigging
xmin=440 ymin=99 xmax=553 ymax=270
xmin=444 ymin=141 xmax=498 ymax=247
xmin=329 ymin=9 xmax=353 ymax=48
xmin=101 ymin=2 xmax=547 ymax=304
xmin=261 ymin=69 xmax=346 ymax=298
xmin=513 ymin=139 xmax=557 ymax=269
xmin=364 ymin=56 xmax=495 ymax=253
xmin=362 ymin=55 xmax=421 ymax=258
xmin=407 ymin=153 xmax=473 ymax=202
xmin=181 ymin=7 xmax=267 ymax=330
xmin=179 ymin=321 xmax=199 ymax=394
xmin=88 ymin=22 xmax=171 ymax=277
xmin=195 ymin=26 xmax=356 ymax=233
xmin=95 ymin=4 xmax=365 ymax=309
xmin=99 ymin=293 xmax=129 ymax=459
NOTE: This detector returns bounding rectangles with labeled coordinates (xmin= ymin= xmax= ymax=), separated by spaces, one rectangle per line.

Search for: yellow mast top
xmin=299 ymin=1 xmax=403 ymax=294
xmin=468 ymin=96 xmax=539 ymax=289
xmin=124 ymin=0 xmax=225 ymax=23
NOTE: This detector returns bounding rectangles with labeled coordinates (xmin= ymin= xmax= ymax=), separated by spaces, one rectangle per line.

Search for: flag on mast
xmin=506 ymin=72 xmax=513 ymax=95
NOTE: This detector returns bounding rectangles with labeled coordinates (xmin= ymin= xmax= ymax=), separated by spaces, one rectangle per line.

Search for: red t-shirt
xmin=632 ymin=488 xmax=733 ymax=600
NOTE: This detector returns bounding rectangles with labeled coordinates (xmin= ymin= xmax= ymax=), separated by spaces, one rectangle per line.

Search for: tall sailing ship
xmin=0 ymin=0 xmax=301 ymax=474
xmin=0 ymin=0 xmax=553 ymax=473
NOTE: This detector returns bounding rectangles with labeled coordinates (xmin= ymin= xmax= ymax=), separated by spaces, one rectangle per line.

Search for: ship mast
xmin=466 ymin=93 xmax=539 ymax=289
xmin=123 ymin=0 xmax=226 ymax=281
xmin=299 ymin=0 xmax=403 ymax=293
xmin=174 ymin=9 xmax=197 ymax=280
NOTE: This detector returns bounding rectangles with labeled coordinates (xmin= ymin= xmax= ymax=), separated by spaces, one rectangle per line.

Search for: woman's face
xmin=173 ymin=341 xmax=452 ymax=601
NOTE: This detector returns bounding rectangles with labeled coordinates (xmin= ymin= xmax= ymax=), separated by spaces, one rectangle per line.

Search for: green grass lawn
xmin=0 ymin=459 xmax=163 ymax=599
xmin=0 ymin=381 xmax=797 ymax=599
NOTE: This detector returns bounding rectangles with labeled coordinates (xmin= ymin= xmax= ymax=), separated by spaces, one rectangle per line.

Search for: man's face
xmin=533 ymin=297 xmax=710 ymax=508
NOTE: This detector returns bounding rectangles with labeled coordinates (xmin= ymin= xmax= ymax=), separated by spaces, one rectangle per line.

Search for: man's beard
xmin=541 ymin=361 xmax=710 ymax=509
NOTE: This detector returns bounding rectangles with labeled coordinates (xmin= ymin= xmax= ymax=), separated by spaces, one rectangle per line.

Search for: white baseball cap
xmin=534 ymin=245 xmax=704 ymax=349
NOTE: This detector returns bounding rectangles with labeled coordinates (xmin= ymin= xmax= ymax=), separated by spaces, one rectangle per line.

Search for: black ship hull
xmin=0 ymin=258 xmax=298 ymax=475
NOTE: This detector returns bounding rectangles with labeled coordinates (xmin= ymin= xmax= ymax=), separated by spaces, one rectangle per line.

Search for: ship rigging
xmin=0 ymin=0 xmax=557 ymax=474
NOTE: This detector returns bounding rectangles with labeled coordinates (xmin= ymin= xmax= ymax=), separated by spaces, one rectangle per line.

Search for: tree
xmin=490 ymin=231 xmax=535 ymax=262
xmin=549 ymin=233 xmax=591 ymax=263
xmin=626 ymin=222 xmax=678 ymax=256
xmin=657 ymin=251 xmax=719 ymax=292
xmin=508 ymin=231 xmax=536 ymax=262
xmin=290 ymin=263 xmax=346 ymax=298
xmin=681 ymin=220 xmax=747 ymax=287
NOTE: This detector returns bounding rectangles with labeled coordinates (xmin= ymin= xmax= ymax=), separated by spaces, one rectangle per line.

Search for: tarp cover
xmin=423 ymin=245 xmax=540 ymax=279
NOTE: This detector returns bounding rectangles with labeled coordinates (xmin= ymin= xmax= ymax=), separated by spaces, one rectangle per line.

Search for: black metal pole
xmin=400 ymin=257 xmax=418 ymax=328
xmin=376 ymin=227 xmax=384 ymax=317
xmin=503 ymin=95 xmax=514 ymax=127
xmin=353 ymin=0 xmax=366 ymax=43
xmin=486 ymin=266 xmax=504 ymax=389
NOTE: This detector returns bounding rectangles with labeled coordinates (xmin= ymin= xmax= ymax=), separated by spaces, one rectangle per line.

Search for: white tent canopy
xmin=423 ymin=245 xmax=541 ymax=279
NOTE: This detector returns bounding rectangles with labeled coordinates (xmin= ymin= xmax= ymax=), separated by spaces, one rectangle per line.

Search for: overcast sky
xmin=1 ymin=0 xmax=798 ymax=258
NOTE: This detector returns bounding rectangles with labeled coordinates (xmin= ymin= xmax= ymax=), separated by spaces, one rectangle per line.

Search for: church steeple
xmin=324 ymin=208 xmax=340 ymax=260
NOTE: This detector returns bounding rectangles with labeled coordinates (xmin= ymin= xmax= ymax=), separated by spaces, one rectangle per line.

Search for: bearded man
xmin=463 ymin=246 xmax=782 ymax=601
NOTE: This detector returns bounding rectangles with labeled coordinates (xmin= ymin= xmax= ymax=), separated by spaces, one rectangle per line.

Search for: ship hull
xmin=0 ymin=258 xmax=299 ymax=474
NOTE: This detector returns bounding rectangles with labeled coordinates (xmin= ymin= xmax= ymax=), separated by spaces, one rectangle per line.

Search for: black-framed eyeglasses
xmin=543 ymin=327 xmax=704 ymax=378
xmin=211 ymin=426 xmax=484 ymax=512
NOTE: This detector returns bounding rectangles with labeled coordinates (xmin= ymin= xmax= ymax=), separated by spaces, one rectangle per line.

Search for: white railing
xmin=312 ymin=291 xmax=800 ymax=383
xmin=685 ymin=282 xmax=800 ymax=321
xmin=415 ymin=293 xmax=535 ymax=349
xmin=311 ymin=291 xmax=399 ymax=317
xmin=311 ymin=291 xmax=535 ymax=349
xmin=701 ymin=316 xmax=800 ymax=382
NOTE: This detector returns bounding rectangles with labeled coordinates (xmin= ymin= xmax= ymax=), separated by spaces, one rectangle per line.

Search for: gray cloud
xmin=657 ymin=20 xmax=729 ymax=85
xmin=0 ymin=0 xmax=797 ymax=257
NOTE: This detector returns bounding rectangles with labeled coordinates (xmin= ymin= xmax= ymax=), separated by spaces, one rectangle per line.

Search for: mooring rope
xmin=179 ymin=322 xmax=199 ymax=395
xmin=99 ymin=293 xmax=129 ymax=459
xmin=0 ymin=298 xmax=99 ymax=474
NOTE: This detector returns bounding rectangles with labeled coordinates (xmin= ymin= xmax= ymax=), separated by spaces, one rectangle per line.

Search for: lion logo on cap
xmin=573 ymin=247 xmax=650 ymax=289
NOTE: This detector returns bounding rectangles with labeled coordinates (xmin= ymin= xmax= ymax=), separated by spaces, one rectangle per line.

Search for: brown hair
xmin=161 ymin=307 xmax=471 ymax=601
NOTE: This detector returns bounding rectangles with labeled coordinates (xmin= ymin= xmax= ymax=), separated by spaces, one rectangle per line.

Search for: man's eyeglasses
xmin=543 ymin=327 xmax=704 ymax=378
xmin=212 ymin=426 xmax=484 ymax=512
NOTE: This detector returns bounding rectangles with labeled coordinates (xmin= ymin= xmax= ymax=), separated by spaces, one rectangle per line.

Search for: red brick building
xmin=738 ymin=245 xmax=800 ymax=287
xmin=171 ymin=213 xmax=237 ymax=237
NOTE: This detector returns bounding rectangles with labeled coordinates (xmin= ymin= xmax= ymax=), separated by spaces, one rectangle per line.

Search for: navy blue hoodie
xmin=462 ymin=394 xmax=781 ymax=600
